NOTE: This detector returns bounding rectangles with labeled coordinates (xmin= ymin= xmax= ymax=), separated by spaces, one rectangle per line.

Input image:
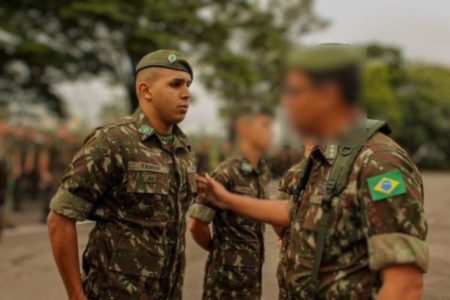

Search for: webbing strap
xmin=306 ymin=119 xmax=390 ymax=299
xmin=293 ymin=157 xmax=314 ymax=202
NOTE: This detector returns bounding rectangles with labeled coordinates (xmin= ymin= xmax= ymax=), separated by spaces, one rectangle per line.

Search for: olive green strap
xmin=306 ymin=145 xmax=361 ymax=298
xmin=306 ymin=119 xmax=390 ymax=298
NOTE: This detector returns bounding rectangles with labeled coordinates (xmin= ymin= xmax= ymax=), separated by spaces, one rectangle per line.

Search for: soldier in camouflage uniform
xmin=39 ymin=125 xmax=80 ymax=222
xmin=189 ymin=111 xmax=273 ymax=299
xmin=196 ymin=44 xmax=428 ymax=299
xmin=47 ymin=50 xmax=197 ymax=300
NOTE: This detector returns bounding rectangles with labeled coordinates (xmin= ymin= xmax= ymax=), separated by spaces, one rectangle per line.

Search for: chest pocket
xmin=127 ymin=162 xmax=170 ymax=194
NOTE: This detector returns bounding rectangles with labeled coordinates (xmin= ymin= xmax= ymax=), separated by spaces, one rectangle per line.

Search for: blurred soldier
xmin=218 ymin=140 xmax=231 ymax=162
xmin=188 ymin=110 xmax=273 ymax=299
xmin=196 ymin=138 xmax=211 ymax=174
xmin=47 ymin=50 xmax=197 ymax=300
xmin=10 ymin=125 xmax=27 ymax=211
xmin=196 ymin=44 xmax=428 ymax=299
xmin=39 ymin=125 xmax=78 ymax=223
xmin=24 ymin=127 xmax=42 ymax=201
xmin=0 ymin=112 xmax=10 ymax=241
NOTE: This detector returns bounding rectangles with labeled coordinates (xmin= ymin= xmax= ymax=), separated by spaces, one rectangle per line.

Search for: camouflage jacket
xmin=274 ymin=159 xmax=307 ymax=300
xmin=189 ymin=156 xmax=271 ymax=300
xmin=50 ymin=108 xmax=197 ymax=300
xmin=284 ymin=133 xmax=428 ymax=299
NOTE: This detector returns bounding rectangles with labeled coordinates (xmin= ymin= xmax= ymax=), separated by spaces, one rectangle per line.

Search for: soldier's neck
xmin=142 ymin=107 xmax=173 ymax=135
xmin=318 ymin=106 xmax=361 ymax=141
xmin=239 ymin=141 xmax=262 ymax=168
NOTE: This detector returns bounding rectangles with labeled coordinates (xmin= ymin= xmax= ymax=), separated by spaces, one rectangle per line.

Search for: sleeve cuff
xmin=368 ymin=233 xmax=429 ymax=273
xmin=49 ymin=188 xmax=94 ymax=221
xmin=188 ymin=203 xmax=216 ymax=224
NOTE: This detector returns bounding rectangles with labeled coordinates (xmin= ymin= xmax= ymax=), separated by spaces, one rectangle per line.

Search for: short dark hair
xmin=307 ymin=64 xmax=362 ymax=105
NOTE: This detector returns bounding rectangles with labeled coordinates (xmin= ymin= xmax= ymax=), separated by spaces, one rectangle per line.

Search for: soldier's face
xmin=247 ymin=115 xmax=273 ymax=152
xmin=282 ymin=70 xmax=336 ymax=136
xmin=145 ymin=68 xmax=192 ymax=124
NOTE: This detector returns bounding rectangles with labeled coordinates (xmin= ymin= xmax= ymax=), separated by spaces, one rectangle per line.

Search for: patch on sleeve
xmin=367 ymin=169 xmax=406 ymax=201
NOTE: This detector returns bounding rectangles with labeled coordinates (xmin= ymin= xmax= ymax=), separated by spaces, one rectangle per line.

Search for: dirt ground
xmin=0 ymin=172 xmax=449 ymax=300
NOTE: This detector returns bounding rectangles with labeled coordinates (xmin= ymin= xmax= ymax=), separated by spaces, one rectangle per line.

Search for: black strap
xmin=293 ymin=157 xmax=314 ymax=202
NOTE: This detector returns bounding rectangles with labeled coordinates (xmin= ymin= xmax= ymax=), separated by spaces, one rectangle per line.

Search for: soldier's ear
xmin=138 ymin=81 xmax=153 ymax=101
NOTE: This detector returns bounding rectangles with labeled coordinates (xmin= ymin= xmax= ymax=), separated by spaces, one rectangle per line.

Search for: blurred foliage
xmin=363 ymin=43 xmax=450 ymax=169
xmin=0 ymin=2 xmax=449 ymax=169
xmin=0 ymin=0 xmax=326 ymax=116
xmin=99 ymin=96 xmax=130 ymax=124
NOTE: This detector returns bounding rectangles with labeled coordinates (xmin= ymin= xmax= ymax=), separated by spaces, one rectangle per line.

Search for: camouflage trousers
xmin=82 ymin=222 xmax=184 ymax=300
xmin=202 ymin=241 xmax=263 ymax=300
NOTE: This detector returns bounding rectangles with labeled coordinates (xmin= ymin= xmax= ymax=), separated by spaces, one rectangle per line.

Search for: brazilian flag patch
xmin=367 ymin=169 xmax=406 ymax=201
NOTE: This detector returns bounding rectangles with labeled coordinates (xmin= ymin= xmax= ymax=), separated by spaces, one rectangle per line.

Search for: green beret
xmin=286 ymin=43 xmax=365 ymax=73
xmin=135 ymin=49 xmax=193 ymax=79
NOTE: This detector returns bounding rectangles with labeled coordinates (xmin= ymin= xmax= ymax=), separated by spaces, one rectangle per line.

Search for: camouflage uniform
xmin=274 ymin=160 xmax=307 ymax=300
xmin=50 ymin=108 xmax=197 ymax=300
xmin=283 ymin=130 xmax=428 ymax=299
xmin=189 ymin=156 xmax=271 ymax=300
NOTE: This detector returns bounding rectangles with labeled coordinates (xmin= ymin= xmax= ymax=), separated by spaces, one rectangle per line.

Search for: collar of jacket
xmin=132 ymin=108 xmax=191 ymax=151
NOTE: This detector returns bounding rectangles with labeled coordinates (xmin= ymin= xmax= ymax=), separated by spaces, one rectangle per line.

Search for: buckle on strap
xmin=340 ymin=146 xmax=353 ymax=156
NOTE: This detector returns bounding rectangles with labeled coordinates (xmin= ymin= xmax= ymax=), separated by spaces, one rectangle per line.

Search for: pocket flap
xmin=109 ymin=246 xmax=163 ymax=278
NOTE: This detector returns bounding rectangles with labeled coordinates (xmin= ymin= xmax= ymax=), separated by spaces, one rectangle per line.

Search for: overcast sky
xmin=64 ymin=0 xmax=450 ymax=132
xmin=304 ymin=0 xmax=450 ymax=65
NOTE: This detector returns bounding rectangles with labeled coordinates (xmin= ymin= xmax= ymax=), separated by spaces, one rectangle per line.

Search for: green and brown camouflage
xmin=274 ymin=159 xmax=308 ymax=300
xmin=284 ymin=132 xmax=428 ymax=299
xmin=189 ymin=156 xmax=271 ymax=300
xmin=50 ymin=108 xmax=197 ymax=300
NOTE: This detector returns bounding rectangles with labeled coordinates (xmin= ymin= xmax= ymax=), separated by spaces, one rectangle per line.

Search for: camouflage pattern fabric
xmin=273 ymin=160 xmax=307 ymax=300
xmin=189 ymin=156 xmax=271 ymax=300
xmin=50 ymin=108 xmax=197 ymax=300
xmin=284 ymin=132 xmax=428 ymax=299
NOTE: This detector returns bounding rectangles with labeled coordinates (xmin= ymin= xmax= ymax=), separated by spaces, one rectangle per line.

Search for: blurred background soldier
xmin=188 ymin=109 xmax=273 ymax=300
xmin=196 ymin=138 xmax=212 ymax=174
xmin=38 ymin=124 xmax=79 ymax=223
xmin=0 ymin=111 xmax=10 ymax=241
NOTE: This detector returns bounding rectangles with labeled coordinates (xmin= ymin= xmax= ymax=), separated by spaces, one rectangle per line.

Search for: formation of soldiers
xmin=0 ymin=44 xmax=425 ymax=300
xmin=0 ymin=115 xmax=80 ymax=239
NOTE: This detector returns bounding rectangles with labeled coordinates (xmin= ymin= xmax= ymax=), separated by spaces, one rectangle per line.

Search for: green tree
xmin=397 ymin=64 xmax=450 ymax=168
xmin=362 ymin=43 xmax=450 ymax=169
xmin=0 ymin=0 xmax=326 ymax=117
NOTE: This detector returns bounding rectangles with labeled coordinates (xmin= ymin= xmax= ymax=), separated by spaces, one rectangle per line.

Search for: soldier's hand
xmin=195 ymin=174 xmax=229 ymax=209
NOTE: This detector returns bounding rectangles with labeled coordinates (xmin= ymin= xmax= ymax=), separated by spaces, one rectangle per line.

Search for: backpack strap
xmin=306 ymin=119 xmax=390 ymax=299
xmin=293 ymin=157 xmax=314 ymax=203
